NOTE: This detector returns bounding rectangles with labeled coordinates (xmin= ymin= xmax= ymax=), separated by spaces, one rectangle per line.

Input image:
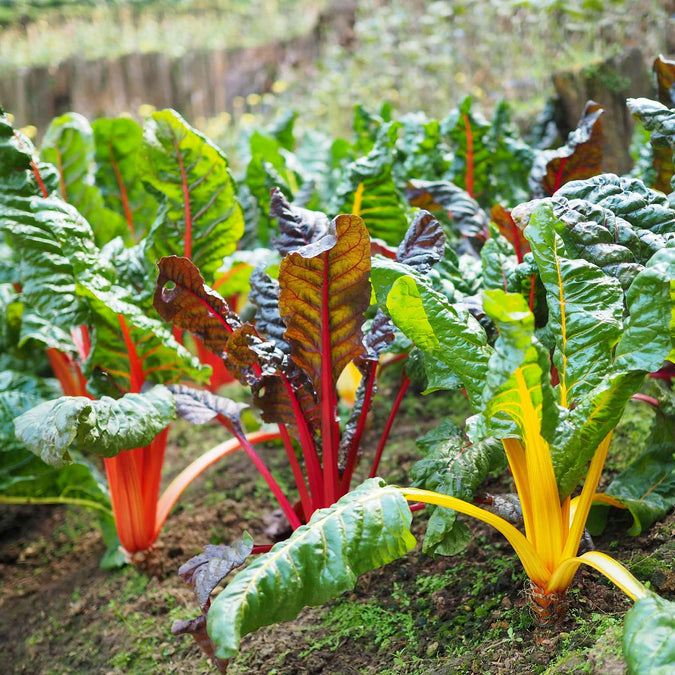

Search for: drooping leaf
xmin=525 ymin=202 xmax=623 ymax=404
xmin=40 ymin=113 xmax=127 ymax=246
xmin=529 ymin=101 xmax=604 ymax=197
xmin=278 ymin=214 xmax=371 ymax=393
xmin=178 ymin=532 xmax=254 ymax=609
xmin=372 ymin=264 xmax=492 ymax=405
xmin=623 ymin=593 xmax=675 ymax=675
xmin=600 ymin=442 xmax=675 ymax=536
xmin=92 ymin=116 xmax=159 ymax=243
xmin=14 ymin=385 xmax=175 ymax=466
xmin=207 ymin=479 xmax=416 ymax=660
xmin=140 ymin=109 xmax=244 ymax=284
xmin=334 ymin=125 xmax=409 ymax=246
xmin=411 ymin=419 xmax=506 ymax=555
xmin=269 ymin=187 xmax=330 ymax=256
xmin=154 ymin=256 xmax=242 ymax=355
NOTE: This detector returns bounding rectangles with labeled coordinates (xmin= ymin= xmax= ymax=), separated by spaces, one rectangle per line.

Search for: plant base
xmin=527 ymin=583 xmax=569 ymax=626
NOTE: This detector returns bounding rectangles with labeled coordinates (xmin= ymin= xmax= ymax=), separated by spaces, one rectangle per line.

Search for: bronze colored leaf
xmin=654 ymin=55 xmax=675 ymax=106
xmin=278 ymin=215 xmax=371 ymax=394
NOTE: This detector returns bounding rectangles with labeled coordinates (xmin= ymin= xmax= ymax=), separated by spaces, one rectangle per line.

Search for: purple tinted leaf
xmin=249 ymin=267 xmax=290 ymax=353
xmin=178 ymin=533 xmax=254 ymax=608
xmin=362 ymin=309 xmax=396 ymax=363
xmin=168 ymin=385 xmax=248 ymax=428
xmin=270 ymin=187 xmax=331 ymax=255
xmin=171 ymin=616 xmax=230 ymax=674
xmin=396 ymin=210 xmax=446 ymax=274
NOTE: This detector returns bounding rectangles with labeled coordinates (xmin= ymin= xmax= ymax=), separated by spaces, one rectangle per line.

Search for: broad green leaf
xmin=379 ymin=271 xmax=492 ymax=407
xmin=334 ymin=125 xmax=409 ymax=246
xmin=525 ymin=202 xmax=623 ymax=405
xmin=624 ymin=593 xmax=675 ymax=675
xmin=14 ymin=384 xmax=175 ymax=466
xmin=140 ymin=109 xmax=244 ymax=284
xmin=395 ymin=112 xmax=448 ymax=184
xmin=207 ymin=479 xmax=416 ymax=660
xmin=2 ymin=194 xmax=114 ymax=329
xmin=557 ymin=173 xmax=675 ymax=237
xmin=278 ymin=214 xmax=371 ymax=393
xmin=92 ymin=116 xmax=159 ymax=243
xmin=600 ymin=442 xmax=675 ymax=536
xmin=615 ymin=248 xmax=675 ymax=371
xmin=480 ymin=224 xmax=520 ymax=292
xmin=411 ymin=419 xmax=506 ymax=555
xmin=529 ymin=102 xmax=603 ymax=197
xmin=40 ymin=113 xmax=127 ymax=246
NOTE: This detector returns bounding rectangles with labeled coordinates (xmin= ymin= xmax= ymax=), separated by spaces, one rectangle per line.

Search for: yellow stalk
xmin=547 ymin=551 xmax=647 ymax=601
xmin=559 ymin=433 xmax=613 ymax=570
xmin=502 ymin=437 xmax=535 ymax=542
xmin=515 ymin=368 xmax=564 ymax=571
xmin=401 ymin=487 xmax=550 ymax=587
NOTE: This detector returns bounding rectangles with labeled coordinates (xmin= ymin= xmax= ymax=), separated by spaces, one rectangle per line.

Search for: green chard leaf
xmin=40 ymin=112 xmax=127 ymax=246
xmin=14 ymin=385 xmax=175 ymax=466
xmin=140 ymin=109 xmax=244 ymax=285
xmin=623 ymin=593 xmax=675 ymax=675
xmin=598 ymin=442 xmax=675 ymax=536
xmin=371 ymin=260 xmax=492 ymax=404
xmin=207 ymin=479 xmax=416 ymax=660
xmin=334 ymin=124 xmax=409 ymax=246
xmin=525 ymin=202 xmax=624 ymax=404
xmin=92 ymin=116 xmax=159 ymax=243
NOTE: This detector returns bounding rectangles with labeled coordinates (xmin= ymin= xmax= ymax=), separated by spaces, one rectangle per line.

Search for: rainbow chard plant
xmin=184 ymin=198 xmax=673 ymax=669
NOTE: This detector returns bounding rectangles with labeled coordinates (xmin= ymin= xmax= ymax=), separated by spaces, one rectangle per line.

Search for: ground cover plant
xmin=1 ymin=54 xmax=675 ymax=674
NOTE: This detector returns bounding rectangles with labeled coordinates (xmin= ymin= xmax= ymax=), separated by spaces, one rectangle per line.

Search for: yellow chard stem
xmin=400 ymin=487 xmax=550 ymax=587
xmin=548 ymin=551 xmax=647 ymax=601
xmin=515 ymin=369 xmax=564 ymax=572
xmin=502 ymin=437 xmax=535 ymax=543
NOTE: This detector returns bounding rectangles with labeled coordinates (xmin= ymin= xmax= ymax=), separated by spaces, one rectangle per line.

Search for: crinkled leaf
xmin=178 ymin=533 xmax=254 ymax=609
xmin=481 ymin=223 xmax=520 ymax=292
xmin=396 ymin=210 xmax=445 ymax=275
xmin=141 ymin=109 xmax=244 ymax=284
xmin=551 ymin=195 xmax=663 ymax=289
xmin=248 ymin=267 xmax=289 ymax=353
xmin=525 ymin=202 xmax=623 ymax=404
xmin=2 ymin=194 xmax=114 ymax=329
xmin=14 ymin=385 xmax=175 ymax=466
xmin=623 ymin=593 xmax=675 ymax=675
xmin=92 ymin=116 xmax=159 ymax=243
xmin=411 ymin=419 xmax=506 ymax=555
xmin=529 ymin=101 xmax=603 ymax=197
xmin=278 ymin=215 xmax=371 ymax=393
xmin=207 ymin=479 xmax=416 ymax=660
xmin=395 ymin=112 xmax=447 ymax=183
xmin=556 ymin=173 xmax=675 ymax=237
xmin=270 ymin=187 xmax=330 ymax=256
xmin=334 ymin=125 xmax=409 ymax=246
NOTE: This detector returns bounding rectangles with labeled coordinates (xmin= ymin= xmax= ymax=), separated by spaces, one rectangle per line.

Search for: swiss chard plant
xmin=0 ymin=109 xmax=269 ymax=567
